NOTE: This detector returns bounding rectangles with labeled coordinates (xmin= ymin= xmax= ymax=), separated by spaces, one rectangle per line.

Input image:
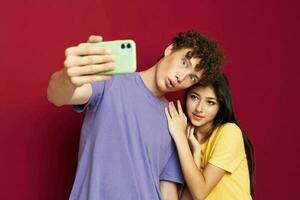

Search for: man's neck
xmin=139 ymin=65 xmax=166 ymax=100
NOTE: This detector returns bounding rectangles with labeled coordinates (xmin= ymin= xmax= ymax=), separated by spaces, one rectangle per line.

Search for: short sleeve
xmin=160 ymin=149 xmax=184 ymax=185
xmin=73 ymin=81 xmax=106 ymax=112
xmin=208 ymin=123 xmax=245 ymax=173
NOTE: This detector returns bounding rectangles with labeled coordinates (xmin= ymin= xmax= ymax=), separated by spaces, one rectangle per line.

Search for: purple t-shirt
xmin=69 ymin=73 xmax=183 ymax=200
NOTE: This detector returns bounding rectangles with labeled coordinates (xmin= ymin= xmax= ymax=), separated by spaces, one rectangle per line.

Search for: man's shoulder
xmin=115 ymin=72 xmax=137 ymax=79
xmin=109 ymin=73 xmax=137 ymax=83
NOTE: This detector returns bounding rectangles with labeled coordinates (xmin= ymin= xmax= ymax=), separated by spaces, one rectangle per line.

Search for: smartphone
xmin=79 ymin=40 xmax=137 ymax=75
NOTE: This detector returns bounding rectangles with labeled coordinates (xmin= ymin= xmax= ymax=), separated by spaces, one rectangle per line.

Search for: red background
xmin=1 ymin=0 xmax=299 ymax=199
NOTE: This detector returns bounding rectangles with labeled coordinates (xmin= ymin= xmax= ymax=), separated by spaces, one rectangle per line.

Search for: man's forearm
xmin=47 ymin=68 xmax=78 ymax=106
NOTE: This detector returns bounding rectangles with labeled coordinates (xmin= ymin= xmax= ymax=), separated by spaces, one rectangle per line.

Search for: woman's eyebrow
xmin=206 ymin=97 xmax=217 ymax=100
xmin=190 ymin=91 xmax=200 ymax=96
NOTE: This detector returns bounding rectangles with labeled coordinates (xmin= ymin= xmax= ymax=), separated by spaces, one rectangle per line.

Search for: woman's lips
xmin=192 ymin=113 xmax=205 ymax=120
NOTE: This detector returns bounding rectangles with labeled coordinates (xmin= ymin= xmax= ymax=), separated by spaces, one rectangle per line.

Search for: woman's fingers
xmin=184 ymin=115 xmax=187 ymax=123
xmin=183 ymin=125 xmax=188 ymax=138
xmin=188 ymin=126 xmax=195 ymax=138
xmin=187 ymin=125 xmax=191 ymax=138
xmin=177 ymin=100 xmax=183 ymax=115
xmin=164 ymin=107 xmax=171 ymax=121
xmin=168 ymin=102 xmax=179 ymax=118
xmin=191 ymin=126 xmax=195 ymax=135
xmin=190 ymin=127 xmax=196 ymax=139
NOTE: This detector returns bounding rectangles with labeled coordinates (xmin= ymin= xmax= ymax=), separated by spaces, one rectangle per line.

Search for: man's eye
xmin=182 ymin=58 xmax=188 ymax=67
xmin=189 ymin=75 xmax=198 ymax=82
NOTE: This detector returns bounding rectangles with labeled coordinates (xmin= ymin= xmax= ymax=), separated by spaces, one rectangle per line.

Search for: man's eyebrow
xmin=185 ymin=54 xmax=202 ymax=80
xmin=187 ymin=58 xmax=192 ymax=68
xmin=189 ymin=61 xmax=202 ymax=81
xmin=185 ymin=55 xmax=202 ymax=69
xmin=186 ymin=59 xmax=200 ymax=80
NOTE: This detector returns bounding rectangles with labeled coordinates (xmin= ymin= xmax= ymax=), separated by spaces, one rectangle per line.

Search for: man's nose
xmin=176 ymin=69 xmax=192 ymax=83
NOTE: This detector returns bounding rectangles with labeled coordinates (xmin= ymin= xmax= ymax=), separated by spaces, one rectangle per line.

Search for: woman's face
xmin=186 ymin=85 xmax=220 ymax=131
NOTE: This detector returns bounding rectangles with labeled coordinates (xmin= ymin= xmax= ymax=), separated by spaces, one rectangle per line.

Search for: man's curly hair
xmin=172 ymin=31 xmax=224 ymax=84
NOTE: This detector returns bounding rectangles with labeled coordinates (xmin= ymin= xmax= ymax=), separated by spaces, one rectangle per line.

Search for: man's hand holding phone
xmin=63 ymin=35 xmax=116 ymax=87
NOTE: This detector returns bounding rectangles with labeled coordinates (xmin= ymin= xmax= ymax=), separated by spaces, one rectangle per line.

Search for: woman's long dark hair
xmin=184 ymin=73 xmax=256 ymax=199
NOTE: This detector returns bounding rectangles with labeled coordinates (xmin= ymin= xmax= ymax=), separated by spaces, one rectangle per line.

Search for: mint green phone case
xmin=79 ymin=40 xmax=137 ymax=75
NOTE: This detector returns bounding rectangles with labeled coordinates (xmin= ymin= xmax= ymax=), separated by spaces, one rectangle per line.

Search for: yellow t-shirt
xmin=200 ymin=123 xmax=252 ymax=200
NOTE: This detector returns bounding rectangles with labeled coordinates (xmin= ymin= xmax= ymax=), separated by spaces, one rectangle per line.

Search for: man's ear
xmin=164 ymin=44 xmax=174 ymax=56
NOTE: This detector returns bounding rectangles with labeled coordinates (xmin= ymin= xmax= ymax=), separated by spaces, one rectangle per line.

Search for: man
xmin=47 ymin=31 xmax=223 ymax=200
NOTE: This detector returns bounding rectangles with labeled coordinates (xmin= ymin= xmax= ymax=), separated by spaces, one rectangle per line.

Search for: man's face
xmin=155 ymin=46 xmax=203 ymax=94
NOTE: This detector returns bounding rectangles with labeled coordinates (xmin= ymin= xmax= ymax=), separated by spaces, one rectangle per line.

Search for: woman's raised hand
xmin=164 ymin=100 xmax=188 ymax=139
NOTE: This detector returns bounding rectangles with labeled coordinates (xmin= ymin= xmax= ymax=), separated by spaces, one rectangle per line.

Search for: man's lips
xmin=166 ymin=78 xmax=176 ymax=88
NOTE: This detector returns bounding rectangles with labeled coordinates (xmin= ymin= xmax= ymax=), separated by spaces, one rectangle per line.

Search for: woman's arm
xmin=180 ymin=187 xmax=193 ymax=200
xmin=174 ymin=134 xmax=225 ymax=200
xmin=165 ymin=101 xmax=226 ymax=200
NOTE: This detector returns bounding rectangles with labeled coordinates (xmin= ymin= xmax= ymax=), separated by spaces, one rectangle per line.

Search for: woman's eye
xmin=190 ymin=94 xmax=198 ymax=101
xmin=207 ymin=101 xmax=216 ymax=106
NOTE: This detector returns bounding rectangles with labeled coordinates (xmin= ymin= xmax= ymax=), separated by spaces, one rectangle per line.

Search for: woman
xmin=165 ymin=74 xmax=255 ymax=200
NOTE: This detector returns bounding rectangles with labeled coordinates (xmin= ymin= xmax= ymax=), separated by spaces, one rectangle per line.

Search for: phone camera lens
xmin=127 ymin=43 xmax=131 ymax=48
xmin=121 ymin=44 xmax=126 ymax=49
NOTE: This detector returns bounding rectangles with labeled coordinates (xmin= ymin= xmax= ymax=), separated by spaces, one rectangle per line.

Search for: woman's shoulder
xmin=220 ymin=122 xmax=241 ymax=131
xmin=216 ymin=123 xmax=243 ymax=140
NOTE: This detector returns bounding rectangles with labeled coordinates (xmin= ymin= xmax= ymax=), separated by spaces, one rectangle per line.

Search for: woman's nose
xmin=195 ymin=101 xmax=204 ymax=112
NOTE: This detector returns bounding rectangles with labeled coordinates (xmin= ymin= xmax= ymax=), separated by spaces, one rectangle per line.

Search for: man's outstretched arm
xmin=47 ymin=35 xmax=115 ymax=106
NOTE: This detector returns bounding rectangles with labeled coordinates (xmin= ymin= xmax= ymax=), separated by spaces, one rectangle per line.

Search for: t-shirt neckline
xmin=134 ymin=72 xmax=168 ymax=107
